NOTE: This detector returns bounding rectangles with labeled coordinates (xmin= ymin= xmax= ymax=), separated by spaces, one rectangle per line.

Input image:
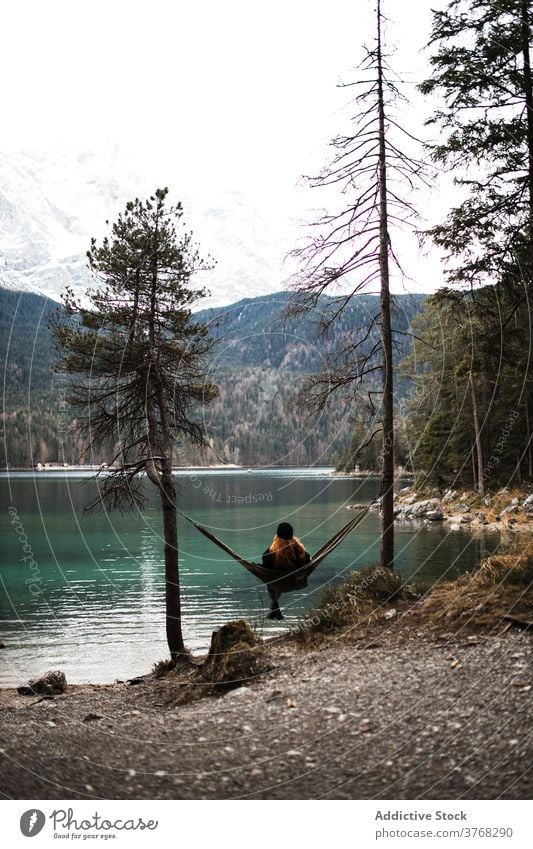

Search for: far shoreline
xmin=1 ymin=464 xmax=337 ymax=474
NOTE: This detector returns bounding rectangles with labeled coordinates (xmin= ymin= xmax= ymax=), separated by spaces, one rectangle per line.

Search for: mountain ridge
xmin=0 ymin=287 xmax=427 ymax=468
xmin=0 ymin=150 xmax=285 ymax=308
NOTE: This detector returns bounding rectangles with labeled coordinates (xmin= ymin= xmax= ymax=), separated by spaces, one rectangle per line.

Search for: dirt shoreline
xmin=1 ymin=622 xmax=531 ymax=800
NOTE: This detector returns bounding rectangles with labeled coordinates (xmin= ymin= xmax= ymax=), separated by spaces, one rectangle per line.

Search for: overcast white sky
xmin=1 ymin=0 xmax=449 ymax=292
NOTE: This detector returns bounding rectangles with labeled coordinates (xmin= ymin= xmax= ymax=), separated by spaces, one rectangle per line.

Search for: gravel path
xmin=0 ymin=630 xmax=531 ymax=800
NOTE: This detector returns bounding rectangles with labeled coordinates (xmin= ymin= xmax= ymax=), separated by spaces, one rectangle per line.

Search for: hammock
xmin=178 ymin=504 xmax=371 ymax=593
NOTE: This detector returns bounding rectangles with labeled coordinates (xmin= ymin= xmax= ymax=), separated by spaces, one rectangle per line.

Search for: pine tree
xmin=404 ymin=286 xmax=533 ymax=489
xmin=420 ymin=0 xmax=533 ymax=288
xmin=52 ymin=189 xmax=218 ymax=662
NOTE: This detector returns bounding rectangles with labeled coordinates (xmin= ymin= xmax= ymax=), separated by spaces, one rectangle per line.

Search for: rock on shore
xmin=395 ymin=498 xmax=444 ymax=521
xmin=394 ymin=488 xmax=533 ymax=532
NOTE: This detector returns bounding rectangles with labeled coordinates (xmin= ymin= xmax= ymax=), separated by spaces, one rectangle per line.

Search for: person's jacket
xmin=262 ymin=535 xmax=311 ymax=572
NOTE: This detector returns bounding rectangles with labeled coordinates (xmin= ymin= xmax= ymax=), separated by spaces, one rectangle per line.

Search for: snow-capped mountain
xmin=0 ymin=149 xmax=285 ymax=308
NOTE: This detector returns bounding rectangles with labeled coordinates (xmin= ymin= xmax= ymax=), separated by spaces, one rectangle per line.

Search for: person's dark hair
xmin=276 ymin=522 xmax=294 ymax=540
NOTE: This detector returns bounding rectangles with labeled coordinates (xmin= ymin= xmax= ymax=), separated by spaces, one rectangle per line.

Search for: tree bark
xmin=377 ymin=0 xmax=395 ymax=570
xmin=521 ymin=0 xmax=533 ymax=274
xmin=515 ymin=452 xmax=523 ymax=485
xmin=160 ymin=460 xmax=187 ymax=660
xmin=145 ymin=391 xmax=186 ymax=659
xmin=158 ymin=372 xmax=187 ymax=660
xmin=525 ymin=398 xmax=533 ymax=479
xmin=469 ymin=371 xmax=485 ymax=494
xmin=471 ymin=441 xmax=478 ymax=492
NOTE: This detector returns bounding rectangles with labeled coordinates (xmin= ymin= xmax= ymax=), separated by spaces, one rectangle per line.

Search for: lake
xmin=0 ymin=468 xmax=500 ymax=685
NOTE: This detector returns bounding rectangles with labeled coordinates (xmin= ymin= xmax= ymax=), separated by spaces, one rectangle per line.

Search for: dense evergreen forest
xmin=404 ymin=288 xmax=533 ymax=490
xmin=333 ymin=285 xmax=533 ymax=490
xmin=0 ymin=288 xmax=424 ymax=468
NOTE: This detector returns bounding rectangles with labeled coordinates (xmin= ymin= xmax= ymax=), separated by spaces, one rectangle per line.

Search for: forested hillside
xmin=1 ymin=288 xmax=425 ymax=468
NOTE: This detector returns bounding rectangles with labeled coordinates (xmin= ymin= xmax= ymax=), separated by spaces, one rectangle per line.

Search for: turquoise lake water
xmin=0 ymin=468 xmax=500 ymax=685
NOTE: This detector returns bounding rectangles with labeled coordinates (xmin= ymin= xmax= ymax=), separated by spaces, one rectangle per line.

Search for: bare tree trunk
xmin=376 ymin=0 xmax=394 ymax=570
xmin=526 ymin=399 xmax=533 ymax=479
xmin=160 ymin=460 xmax=187 ymax=661
xmin=158 ymin=374 xmax=187 ymax=661
xmin=469 ymin=371 xmax=485 ymax=494
xmin=521 ymin=0 xmax=533 ymax=273
xmin=471 ymin=443 xmax=477 ymax=491
xmin=515 ymin=452 xmax=523 ymax=486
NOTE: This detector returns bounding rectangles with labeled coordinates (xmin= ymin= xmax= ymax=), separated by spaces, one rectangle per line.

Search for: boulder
xmin=17 ymin=670 xmax=67 ymax=696
xmin=426 ymin=508 xmax=444 ymax=521
xmin=442 ymin=489 xmax=457 ymax=503
xmin=522 ymin=494 xmax=533 ymax=513
xmin=409 ymin=499 xmax=440 ymax=518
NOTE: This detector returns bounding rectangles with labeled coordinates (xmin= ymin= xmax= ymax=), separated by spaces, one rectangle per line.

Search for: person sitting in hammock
xmin=262 ymin=522 xmax=311 ymax=620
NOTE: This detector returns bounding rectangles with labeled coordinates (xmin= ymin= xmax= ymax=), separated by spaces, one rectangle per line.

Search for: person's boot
xmin=268 ymin=605 xmax=284 ymax=620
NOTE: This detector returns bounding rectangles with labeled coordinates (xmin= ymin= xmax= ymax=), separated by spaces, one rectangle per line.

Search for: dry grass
xmin=291 ymin=565 xmax=419 ymax=644
xmin=475 ymin=488 xmax=533 ymax=526
xmin=152 ymin=658 xmax=176 ymax=678
xmin=289 ymin=540 xmax=533 ymax=647
xmin=417 ymin=539 xmax=533 ymax=631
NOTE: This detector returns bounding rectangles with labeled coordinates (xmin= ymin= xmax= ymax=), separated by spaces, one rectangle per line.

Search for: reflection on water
xmin=0 ymin=469 xmax=501 ymax=685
